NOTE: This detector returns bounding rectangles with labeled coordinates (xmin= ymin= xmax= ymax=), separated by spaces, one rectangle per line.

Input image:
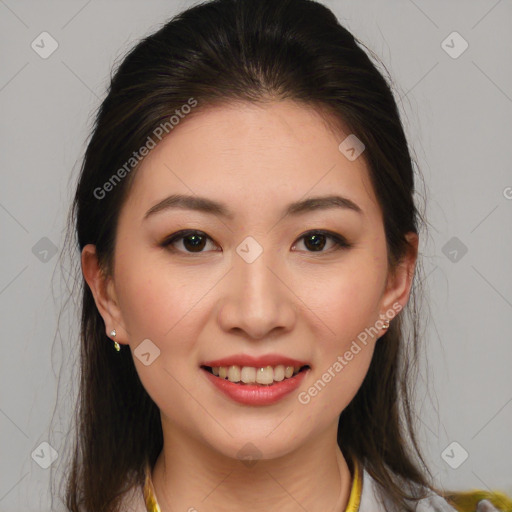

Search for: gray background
xmin=0 ymin=0 xmax=511 ymax=510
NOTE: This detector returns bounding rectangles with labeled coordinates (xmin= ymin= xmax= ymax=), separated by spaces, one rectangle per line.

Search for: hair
xmin=54 ymin=0 xmax=444 ymax=510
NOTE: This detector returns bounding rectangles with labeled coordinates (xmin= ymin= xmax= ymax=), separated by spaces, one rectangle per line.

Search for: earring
xmin=110 ymin=329 xmax=120 ymax=351
xmin=381 ymin=319 xmax=390 ymax=329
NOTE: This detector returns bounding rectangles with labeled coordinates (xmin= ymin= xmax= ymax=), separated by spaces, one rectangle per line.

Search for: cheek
xmin=113 ymin=253 xmax=208 ymax=411
xmin=114 ymin=247 xmax=199 ymax=341
xmin=301 ymin=276 xmax=378 ymax=416
xmin=302 ymin=257 xmax=384 ymax=341
xmin=295 ymin=255 xmax=383 ymax=404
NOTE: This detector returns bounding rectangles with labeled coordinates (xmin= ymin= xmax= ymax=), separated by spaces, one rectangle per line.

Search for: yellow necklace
xmin=143 ymin=456 xmax=362 ymax=512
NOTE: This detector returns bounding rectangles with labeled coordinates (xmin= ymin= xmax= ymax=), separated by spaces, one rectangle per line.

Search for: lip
xmin=201 ymin=354 xmax=311 ymax=369
xmin=200 ymin=366 xmax=311 ymax=406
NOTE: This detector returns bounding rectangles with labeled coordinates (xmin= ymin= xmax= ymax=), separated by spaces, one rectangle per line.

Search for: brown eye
xmin=161 ymin=230 xmax=218 ymax=253
xmin=292 ymin=230 xmax=351 ymax=253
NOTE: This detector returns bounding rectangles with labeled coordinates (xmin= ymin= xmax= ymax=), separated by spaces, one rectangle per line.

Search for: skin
xmin=82 ymin=100 xmax=418 ymax=512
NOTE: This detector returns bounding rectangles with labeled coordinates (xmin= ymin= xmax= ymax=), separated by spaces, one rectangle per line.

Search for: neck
xmin=151 ymin=422 xmax=352 ymax=512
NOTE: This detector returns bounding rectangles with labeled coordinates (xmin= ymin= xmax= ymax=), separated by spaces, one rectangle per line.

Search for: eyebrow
xmin=143 ymin=193 xmax=363 ymax=221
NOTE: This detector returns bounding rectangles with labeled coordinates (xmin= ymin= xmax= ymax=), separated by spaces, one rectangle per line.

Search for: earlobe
xmin=81 ymin=244 xmax=127 ymax=344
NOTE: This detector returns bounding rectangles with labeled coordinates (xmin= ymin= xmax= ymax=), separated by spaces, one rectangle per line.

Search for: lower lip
xmin=200 ymin=367 xmax=310 ymax=406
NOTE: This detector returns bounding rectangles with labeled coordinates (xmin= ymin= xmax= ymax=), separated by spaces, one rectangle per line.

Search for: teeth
xmin=209 ymin=364 xmax=305 ymax=385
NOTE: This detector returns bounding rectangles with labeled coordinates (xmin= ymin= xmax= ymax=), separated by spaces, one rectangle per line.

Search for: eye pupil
xmin=304 ymin=233 xmax=326 ymax=251
xmin=183 ymin=234 xmax=206 ymax=252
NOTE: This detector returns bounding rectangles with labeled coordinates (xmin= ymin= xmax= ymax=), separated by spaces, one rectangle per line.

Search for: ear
xmin=378 ymin=232 xmax=419 ymax=329
xmin=81 ymin=244 xmax=128 ymax=345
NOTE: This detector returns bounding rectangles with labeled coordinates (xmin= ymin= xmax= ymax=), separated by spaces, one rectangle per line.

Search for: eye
xmin=292 ymin=230 xmax=352 ymax=253
xmin=160 ymin=229 xmax=351 ymax=254
xmin=161 ymin=230 xmax=218 ymax=254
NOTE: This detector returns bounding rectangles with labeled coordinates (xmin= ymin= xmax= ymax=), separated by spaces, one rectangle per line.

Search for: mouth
xmin=200 ymin=364 xmax=311 ymax=386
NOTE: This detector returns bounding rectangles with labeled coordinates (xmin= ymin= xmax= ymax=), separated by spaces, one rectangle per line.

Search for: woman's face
xmin=83 ymin=100 xmax=416 ymax=461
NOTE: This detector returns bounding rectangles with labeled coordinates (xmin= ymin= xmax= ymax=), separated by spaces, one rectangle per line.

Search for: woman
xmin=61 ymin=0 xmax=511 ymax=510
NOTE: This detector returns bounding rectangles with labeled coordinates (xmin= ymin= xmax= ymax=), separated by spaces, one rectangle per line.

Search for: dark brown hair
xmin=53 ymin=0 xmax=441 ymax=510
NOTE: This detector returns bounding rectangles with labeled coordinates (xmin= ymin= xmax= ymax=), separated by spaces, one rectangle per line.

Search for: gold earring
xmin=382 ymin=319 xmax=390 ymax=329
xmin=110 ymin=329 xmax=120 ymax=351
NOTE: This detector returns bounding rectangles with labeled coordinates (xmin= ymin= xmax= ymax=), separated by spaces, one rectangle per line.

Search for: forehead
xmin=121 ymin=100 xmax=381 ymax=224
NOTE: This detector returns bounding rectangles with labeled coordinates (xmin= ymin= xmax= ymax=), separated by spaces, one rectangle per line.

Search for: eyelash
xmin=160 ymin=229 xmax=352 ymax=255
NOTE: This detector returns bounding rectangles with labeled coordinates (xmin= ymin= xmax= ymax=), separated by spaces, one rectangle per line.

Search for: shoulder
xmin=443 ymin=489 xmax=512 ymax=512
xmin=359 ymin=468 xmax=510 ymax=512
xmin=359 ymin=468 xmax=457 ymax=511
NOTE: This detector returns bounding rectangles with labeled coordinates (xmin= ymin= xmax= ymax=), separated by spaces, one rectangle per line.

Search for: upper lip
xmin=201 ymin=354 xmax=311 ymax=369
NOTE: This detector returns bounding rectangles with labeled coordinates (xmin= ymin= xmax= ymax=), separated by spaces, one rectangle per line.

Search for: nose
xmin=216 ymin=249 xmax=297 ymax=341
